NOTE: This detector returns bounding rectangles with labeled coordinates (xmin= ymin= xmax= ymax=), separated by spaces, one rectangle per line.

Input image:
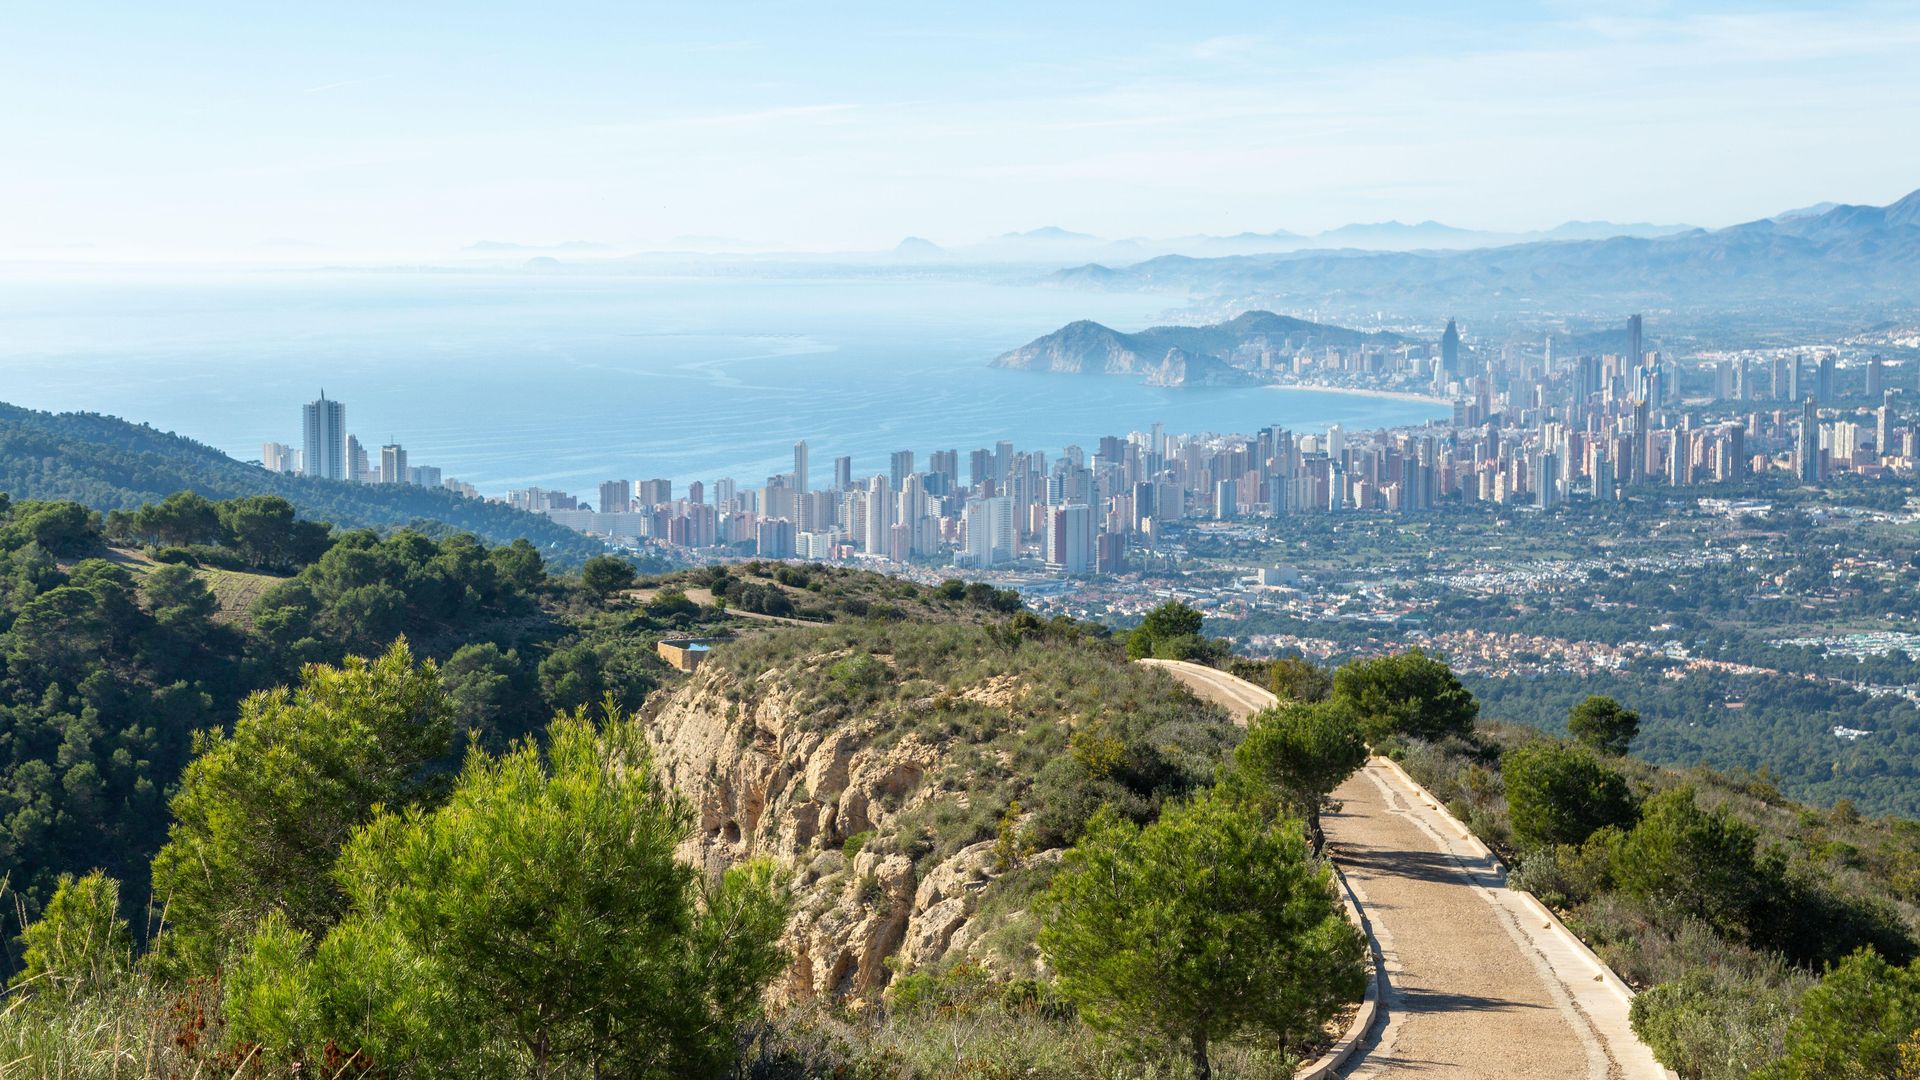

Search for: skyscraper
xmin=833 ymin=455 xmax=852 ymax=492
xmin=261 ymin=442 xmax=298 ymax=474
xmin=599 ymin=480 xmax=631 ymax=514
xmin=637 ymin=479 xmax=672 ymax=506
xmin=793 ymin=440 xmax=809 ymax=493
xmin=863 ymin=475 xmax=893 ymax=556
xmin=301 ymin=392 xmax=346 ymax=480
xmin=1796 ymin=398 xmax=1820 ymax=482
xmin=1440 ymin=319 xmax=1461 ymax=376
xmin=890 ymin=450 xmax=915 ymax=489
xmin=345 ymin=434 xmax=372 ymax=483
xmin=1046 ymin=503 xmax=1093 ymax=575
xmin=380 ymin=443 xmax=408 ymax=484
xmin=962 ymin=496 xmax=1015 ymax=567
xmin=1626 ymin=314 xmax=1643 ymax=366
xmin=968 ymin=449 xmax=992 ymax=489
xmin=1534 ymin=451 xmax=1559 ymax=510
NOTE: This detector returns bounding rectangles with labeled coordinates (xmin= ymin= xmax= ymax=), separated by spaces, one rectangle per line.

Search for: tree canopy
xmin=149 ymin=641 xmax=455 ymax=975
xmin=1331 ymin=648 xmax=1479 ymax=742
xmin=224 ymin=712 xmax=790 ymax=1079
xmin=1567 ymin=695 xmax=1640 ymax=756
xmin=1038 ymin=789 xmax=1366 ymax=1079
xmin=1226 ymin=700 xmax=1368 ymax=852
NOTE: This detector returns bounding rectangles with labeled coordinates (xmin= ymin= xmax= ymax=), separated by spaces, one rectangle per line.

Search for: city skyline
xmin=491 ymin=316 xmax=1919 ymax=581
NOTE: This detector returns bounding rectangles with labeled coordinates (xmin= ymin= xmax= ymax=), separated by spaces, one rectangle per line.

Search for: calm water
xmin=0 ymin=272 xmax=1446 ymax=494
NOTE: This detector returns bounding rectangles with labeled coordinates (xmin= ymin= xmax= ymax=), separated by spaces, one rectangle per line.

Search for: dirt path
xmin=1141 ymin=659 xmax=1671 ymax=1079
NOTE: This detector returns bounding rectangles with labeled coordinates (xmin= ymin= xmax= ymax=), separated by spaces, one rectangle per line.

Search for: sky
xmin=4 ymin=1 xmax=1920 ymax=258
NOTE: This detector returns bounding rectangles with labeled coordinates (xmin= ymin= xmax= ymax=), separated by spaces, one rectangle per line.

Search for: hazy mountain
xmin=1774 ymin=201 xmax=1840 ymax=222
xmin=991 ymin=310 xmax=1407 ymax=386
xmin=1537 ymin=220 xmax=1693 ymax=242
xmin=1316 ymin=220 xmax=1486 ymax=249
xmin=1001 ymin=226 xmax=1098 ymax=242
xmin=466 ymin=239 xmax=615 ymax=253
xmin=941 ymin=219 xmax=1696 ymax=263
xmin=1049 ymin=189 xmax=1920 ymax=321
xmin=891 ymin=236 xmax=951 ymax=259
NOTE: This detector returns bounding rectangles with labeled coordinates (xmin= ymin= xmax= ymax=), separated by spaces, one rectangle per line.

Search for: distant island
xmin=990 ymin=310 xmax=1413 ymax=389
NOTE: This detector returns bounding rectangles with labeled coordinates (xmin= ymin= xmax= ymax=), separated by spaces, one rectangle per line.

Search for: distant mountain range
xmin=0 ymin=403 xmax=608 ymax=565
xmin=1046 ymin=188 xmax=1920 ymax=321
xmin=466 ymin=239 xmax=615 ymax=253
xmin=991 ymin=311 xmax=1408 ymax=387
xmin=891 ymin=218 xmax=1697 ymax=265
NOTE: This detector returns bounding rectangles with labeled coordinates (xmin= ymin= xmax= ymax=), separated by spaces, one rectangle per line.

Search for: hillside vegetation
xmin=0 ymin=510 xmax=1375 ymax=1078
xmin=0 ymin=401 xmax=608 ymax=564
xmin=8 ymin=485 xmax=1920 ymax=1078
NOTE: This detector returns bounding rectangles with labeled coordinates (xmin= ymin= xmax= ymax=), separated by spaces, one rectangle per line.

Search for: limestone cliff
xmin=642 ymin=651 xmax=1054 ymax=1001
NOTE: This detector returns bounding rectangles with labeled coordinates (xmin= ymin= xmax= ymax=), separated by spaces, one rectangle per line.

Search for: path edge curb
xmin=1293 ymin=864 xmax=1383 ymax=1079
xmin=1372 ymin=754 xmax=1680 ymax=1079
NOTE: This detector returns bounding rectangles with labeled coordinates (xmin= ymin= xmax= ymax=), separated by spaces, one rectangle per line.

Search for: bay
xmin=0 ymin=271 xmax=1447 ymax=496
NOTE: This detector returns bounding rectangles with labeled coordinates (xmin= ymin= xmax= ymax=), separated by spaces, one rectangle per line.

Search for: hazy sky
xmin=6 ymin=1 xmax=1920 ymax=257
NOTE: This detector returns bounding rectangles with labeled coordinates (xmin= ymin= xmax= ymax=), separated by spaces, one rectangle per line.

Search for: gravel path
xmin=1141 ymin=659 xmax=1671 ymax=1079
xmin=1330 ymin=761 xmax=1609 ymax=1078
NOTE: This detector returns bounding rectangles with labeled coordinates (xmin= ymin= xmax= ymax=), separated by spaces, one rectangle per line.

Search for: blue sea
xmin=0 ymin=272 xmax=1447 ymax=495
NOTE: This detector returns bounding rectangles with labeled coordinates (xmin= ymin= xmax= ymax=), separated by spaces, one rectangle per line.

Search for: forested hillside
xmin=0 ymin=494 xmax=1028 ymax=950
xmin=0 ymin=402 xmax=607 ymax=564
xmin=7 ymin=512 xmax=1920 ymax=1077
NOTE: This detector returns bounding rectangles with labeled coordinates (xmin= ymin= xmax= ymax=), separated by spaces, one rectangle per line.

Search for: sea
xmin=0 ymin=271 xmax=1447 ymax=495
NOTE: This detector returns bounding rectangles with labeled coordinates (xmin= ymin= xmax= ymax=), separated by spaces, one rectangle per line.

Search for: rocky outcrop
xmin=1142 ymin=346 xmax=1257 ymax=387
xmin=990 ymin=310 xmax=1406 ymax=387
xmin=642 ymin=653 xmax=1049 ymax=1002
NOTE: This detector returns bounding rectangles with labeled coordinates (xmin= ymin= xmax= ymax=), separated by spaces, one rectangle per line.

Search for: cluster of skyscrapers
xmin=261 ymin=394 xmax=475 ymax=497
xmin=542 ymin=439 xmax=1111 ymax=575
xmin=266 ymin=323 xmax=1913 ymax=579
xmin=534 ymin=316 xmax=1913 ymax=577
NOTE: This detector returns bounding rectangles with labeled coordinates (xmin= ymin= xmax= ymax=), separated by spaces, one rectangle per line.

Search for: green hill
xmin=0 ymin=401 xmax=606 ymax=565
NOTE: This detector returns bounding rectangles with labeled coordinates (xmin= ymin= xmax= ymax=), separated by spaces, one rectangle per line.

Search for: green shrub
xmin=1631 ymin=969 xmax=1803 ymax=1080
xmin=1611 ymin=786 xmax=1768 ymax=941
xmin=1510 ymin=828 xmax=1621 ymax=908
xmin=1567 ymin=695 xmax=1640 ymax=756
xmin=1039 ymin=791 xmax=1365 ymax=1077
xmin=1755 ymin=948 xmax=1920 ymax=1080
xmin=10 ymin=870 xmax=131 ymax=1002
xmin=1502 ymin=742 xmax=1637 ymax=849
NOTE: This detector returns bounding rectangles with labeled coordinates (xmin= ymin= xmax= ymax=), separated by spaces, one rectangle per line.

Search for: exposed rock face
xmin=643 ymin=654 xmax=1044 ymax=1002
xmin=1142 ymin=346 xmax=1254 ymax=387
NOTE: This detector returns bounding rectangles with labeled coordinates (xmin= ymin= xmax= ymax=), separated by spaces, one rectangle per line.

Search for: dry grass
xmin=192 ymin=568 xmax=285 ymax=630
xmin=99 ymin=545 xmax=288 ymax=631
xmin=0 ymin=978 xmax=263 ymax=1080
xmin=737 ymin=1005 xmax=1300 ymax=1080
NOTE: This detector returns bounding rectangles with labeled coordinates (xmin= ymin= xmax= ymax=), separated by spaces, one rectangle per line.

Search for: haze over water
xmin=0 ymin=273 xmax=1447 ymax=495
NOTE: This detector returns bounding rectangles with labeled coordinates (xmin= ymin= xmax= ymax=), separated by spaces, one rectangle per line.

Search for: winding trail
xmin=1139 ymin=659 xmax=1672 ymax=1079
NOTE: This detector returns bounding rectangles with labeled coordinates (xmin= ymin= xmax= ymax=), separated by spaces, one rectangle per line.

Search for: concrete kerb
xmin=1294 ymin=863 xmax=1385 ymax=1080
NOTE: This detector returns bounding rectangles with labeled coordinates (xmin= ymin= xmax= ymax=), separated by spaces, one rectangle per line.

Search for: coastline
xmin=1261 ymin=383 xmax=1454 ymax=408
